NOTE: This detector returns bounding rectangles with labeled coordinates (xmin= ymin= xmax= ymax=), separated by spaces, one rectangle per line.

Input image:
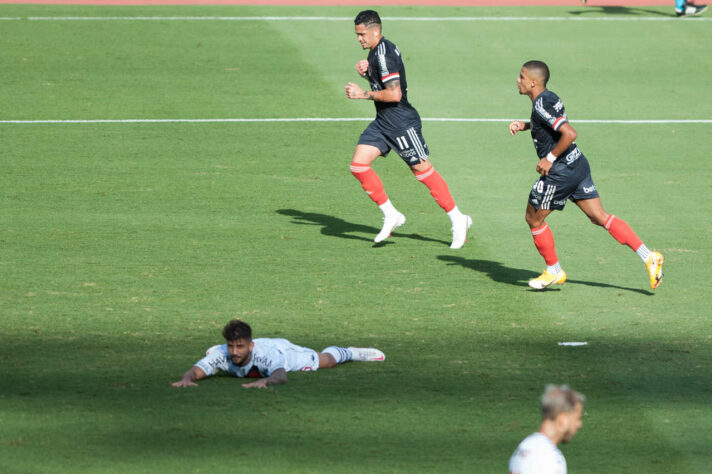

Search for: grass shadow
xmin=438 ymin=255 xmax=654 ymax=294
xmin=438 ymin=255 xmax=537 ymax=287
xmin=566 ymin=278 xmax=654 ymax=295
xmin=570 ymin=6 xmax=673 ymax=16
xmin=277 ymin=208 xmax=449 ymax=246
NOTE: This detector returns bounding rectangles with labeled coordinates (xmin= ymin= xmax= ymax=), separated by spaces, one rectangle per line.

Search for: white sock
xmin=378 ymin=199 xmax=398 ymax=217
xmin=322 ymin=346 xmax=352 ymax=364
xmin=547 ymin=262 xmax=562 ymax=275
xmin=447 ymin=205 xmax=464 ymax=225
xmin=636 ymin=244 xmax=651 ymax=263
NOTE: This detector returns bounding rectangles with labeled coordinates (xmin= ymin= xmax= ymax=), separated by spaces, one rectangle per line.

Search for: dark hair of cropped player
xmin=222 ymin=319 xmax=252 ymax=341
xmin=522 ymin=60 xmax=550 ymax=87
xmin=354 ymin=10 xmax=381 ymax=27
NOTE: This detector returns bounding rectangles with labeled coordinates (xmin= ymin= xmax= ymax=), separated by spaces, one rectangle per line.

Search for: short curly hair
xmin=222 ymin=319 xmax=252 ymax=341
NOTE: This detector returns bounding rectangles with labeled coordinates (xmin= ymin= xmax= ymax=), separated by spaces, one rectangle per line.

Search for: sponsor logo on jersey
xmin=583 ymin=185 xmax=597 ymax=193
xmin=253 ymin=355 xmax=270 ymax=367
xmin=208 ymin=356 xmax=226 ymax=369
xmin=553 ymin=199 xmax=567 ymax=206
xmin=554 ymin=100 xmax=564 ymax=112
xmin=565 ymin=147 xmax=581 ymax=164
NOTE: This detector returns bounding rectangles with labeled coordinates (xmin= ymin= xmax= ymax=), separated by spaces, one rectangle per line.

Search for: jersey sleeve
xmin=533 ymin=94 xmax=568 ymax=132
xmin=194 ymin=344 xmax=230 ymax=376
xmin=375 ymin=44 xmax=402 ymax=84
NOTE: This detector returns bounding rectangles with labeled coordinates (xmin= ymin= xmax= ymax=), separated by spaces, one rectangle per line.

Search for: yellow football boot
xmin=646 ymin=251 xmax=664 ymax=290
xmin=528 ymin=270 xmax=567 ymax=290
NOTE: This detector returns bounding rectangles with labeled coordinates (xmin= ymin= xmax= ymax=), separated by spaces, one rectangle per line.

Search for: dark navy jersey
xmin=530 ymin=90 xmax=582 ymax=167
xmin=366 ymin=37 xmax=421 ymax=130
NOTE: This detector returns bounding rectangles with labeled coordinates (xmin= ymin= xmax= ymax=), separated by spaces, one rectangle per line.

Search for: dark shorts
xmin=528 ymin=155 xmax=600 ymax=211
xmin=358 ymin=120 xmax=430 ymax=166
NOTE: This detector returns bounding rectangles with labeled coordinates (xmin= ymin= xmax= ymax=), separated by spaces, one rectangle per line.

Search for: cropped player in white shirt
xmin=509 ymin=385 xmax=585 ymax=474
xmin=172 ymin=320 xmax=385 ymax=389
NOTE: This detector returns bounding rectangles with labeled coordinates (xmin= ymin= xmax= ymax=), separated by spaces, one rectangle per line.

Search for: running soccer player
xmin=509 ymin=60 xmax=664 ymax=290
xmin=508 ymin=385 xmax=585 ymax=474
xmin=345 ymin=10 xmax=472 ymax=248
xmin=171 ymin=319 xmax=385 ymax=389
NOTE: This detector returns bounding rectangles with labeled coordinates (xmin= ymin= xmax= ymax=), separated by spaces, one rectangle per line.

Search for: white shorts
xmin=271 ymin=338 xmax=320 ymax=372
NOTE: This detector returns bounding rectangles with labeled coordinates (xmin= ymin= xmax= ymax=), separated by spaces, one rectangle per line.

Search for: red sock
xmin=605 ymin=215 xmax=643 ymax=251
xmin=531 ymin=224 xmax=559 ymax=266
xmin=413 ymin=167 xmax=455 ymax=212
xmin=350 ymin=162 xmax=387 ymax=205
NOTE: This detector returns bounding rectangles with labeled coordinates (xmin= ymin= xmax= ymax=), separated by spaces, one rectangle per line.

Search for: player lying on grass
xmin=172 ymin=319 xmax=385 ymax=389
xmin=509 ymin=60 xmax=664 ymax=290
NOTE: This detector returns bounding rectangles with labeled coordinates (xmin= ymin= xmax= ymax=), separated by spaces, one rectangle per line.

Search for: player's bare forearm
xmin=242 ymin=368 xmax=288 ymax=389
xmin=171 ymin=366 xmax=207 ymax=387
xmin=345 ymin=80 xmax=401 ymax=103
xmin=548 ymin=123 xmax=578 ymax=158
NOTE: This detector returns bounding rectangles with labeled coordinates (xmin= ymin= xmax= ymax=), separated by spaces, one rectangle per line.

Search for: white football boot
xmin=450 ymin=214 xmax=473 ymax=249
xmin=374 ymin=212 xmax=406 ymax=243
xmin=348 ymin=347 xmax=386 ymax=362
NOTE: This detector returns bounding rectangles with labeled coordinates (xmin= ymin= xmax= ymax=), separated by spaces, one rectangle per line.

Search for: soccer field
xmin=1 ymin=4 xmax=711 ymax=473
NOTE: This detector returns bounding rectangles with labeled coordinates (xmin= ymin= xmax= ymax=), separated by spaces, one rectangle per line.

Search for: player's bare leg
xmin=410 ymin=160 xmax=472 ymax=249
xmin=526 ymin=204 xmax=566 ymax=289
xmin=574 ymin=197 xmax=609 ymax=226
xmin=351 ymin=144 xmax=405 ymax=243
xmin=576 ymin=198 xmax=664 ymax=289
xmin=318 ymin=352 xmax=338 ymax=369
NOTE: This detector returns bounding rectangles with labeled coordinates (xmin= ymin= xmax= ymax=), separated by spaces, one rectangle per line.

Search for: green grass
xmin=1 ymin=5 xmax=711 ymax=473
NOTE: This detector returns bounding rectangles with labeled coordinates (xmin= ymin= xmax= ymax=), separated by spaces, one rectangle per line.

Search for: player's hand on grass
xmin=536 ymin=157 xmax=553 ymax=176
xmin=171 ymin=379 xmax=198 ymax=387
xmin=355 ymin=59 xmax=369 ymax=77
xmin=242 ymin=379 xmax=270 ymax=389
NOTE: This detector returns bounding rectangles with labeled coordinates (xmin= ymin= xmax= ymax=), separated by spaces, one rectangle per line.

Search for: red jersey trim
xmin=552 ymin=116 xmax=566 ymax=130
xmin=382 ymin=72 xmax=400 ymax=82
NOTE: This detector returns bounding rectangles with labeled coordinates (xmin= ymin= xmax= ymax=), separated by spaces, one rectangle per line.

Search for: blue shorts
xmin=528 ymin=154 xmax=600 ymax=211
xmin=358 ymin=120 xmax=430 ymax=166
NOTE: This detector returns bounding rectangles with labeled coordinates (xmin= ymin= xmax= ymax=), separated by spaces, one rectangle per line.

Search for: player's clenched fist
xmin=345 ymin=82 xmax=366 ymax=100
xmin=356 ymin=59 xmax=369 ymax=77
xmin=509 ymin=120 xmax=528 ymax=136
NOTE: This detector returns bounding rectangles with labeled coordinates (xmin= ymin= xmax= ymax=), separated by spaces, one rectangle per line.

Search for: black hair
xmin=523 ymin=60 xmax=550 ymax=87
xmin=354 ymin=10 xmax=381 ymax=27
xmin=222 ymin=319 xmax=252 ymax=341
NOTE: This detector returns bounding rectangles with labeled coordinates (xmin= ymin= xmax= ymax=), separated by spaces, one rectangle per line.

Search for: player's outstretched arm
xmin=509 ymin=120 xmax=530 ymax=135
xmin=242 ymin=368 xmax=288 ymax=389
xmin=171 ymin=366 xmax=207 ymax=387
